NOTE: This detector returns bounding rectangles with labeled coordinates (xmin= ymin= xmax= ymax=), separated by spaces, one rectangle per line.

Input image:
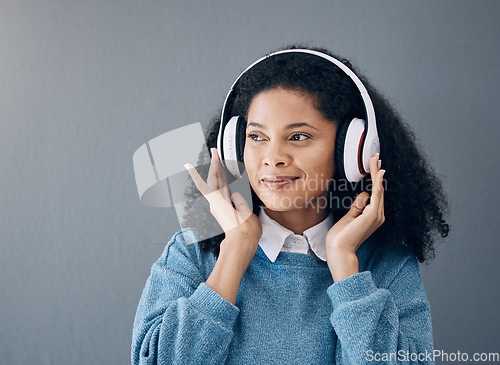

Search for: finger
xmin=185 ymin=161 xmax=244 ymax=234
xmin=184 ymin=163 xmax=212 ymax=196
xmin=206 ymin=149 xmax=218 ymax=191
xmin=347 ymin=192 xmax=369 ymax=218
xmin=209 ymin=190 xmax=254 ymax=232
xmin=212 ymin=148 xmax=231 ymax=202
xmin=370 ymin=167 xmax=386 ymax=208
xmin=231 ymin=192 xmax=252 ymax=215
xmin=207 ymin=148 xmax=231 ymax=202
xmin=379 ymin=170 xmax=385 ymax=217
xmin=369 ymin=152 xmax=380 ymax=183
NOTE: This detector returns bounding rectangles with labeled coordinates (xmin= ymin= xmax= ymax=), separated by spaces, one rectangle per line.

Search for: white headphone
xmin=216 ymin=49 xmax=380 ymax=182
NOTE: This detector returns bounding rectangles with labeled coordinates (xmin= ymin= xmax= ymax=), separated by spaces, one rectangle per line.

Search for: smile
xmin=260 ymin=176 xmax=300 ymax=190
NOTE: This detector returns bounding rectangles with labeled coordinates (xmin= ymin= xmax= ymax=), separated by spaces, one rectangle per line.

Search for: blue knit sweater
xmin=132 ymin=229 xmax=434 ymax=364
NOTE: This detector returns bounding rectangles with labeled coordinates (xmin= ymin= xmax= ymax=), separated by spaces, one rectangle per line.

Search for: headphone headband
xmin=218 ymin=49 xmax=380 ymax=180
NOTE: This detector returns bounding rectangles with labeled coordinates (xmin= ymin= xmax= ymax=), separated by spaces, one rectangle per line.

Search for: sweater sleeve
xmin=327 ymin=254 xmax=434 ymax=365
xmin=131 ymin=231 xmax=240 ymax=365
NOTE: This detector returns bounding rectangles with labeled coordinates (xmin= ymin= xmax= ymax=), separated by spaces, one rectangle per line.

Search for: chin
xmin=258 ymin=193 xmax=305 ymax=212
xmin=262 ymin=203 xmax=294 ymax=212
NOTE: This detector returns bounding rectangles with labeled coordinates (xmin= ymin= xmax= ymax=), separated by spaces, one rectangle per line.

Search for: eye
xmin=247 ymin=133 xmax=265 ymax=141
xmin=290 ymin=133 xmax=311 ymax=141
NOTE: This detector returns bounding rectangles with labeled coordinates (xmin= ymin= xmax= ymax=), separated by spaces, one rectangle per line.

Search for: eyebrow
xmin=246 ymin=122 xmax=319 ymax=130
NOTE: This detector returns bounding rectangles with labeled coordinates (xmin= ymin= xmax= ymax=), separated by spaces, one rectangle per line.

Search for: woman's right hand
xmin=184 ymin=148 xmax=262 ymax=258
xmin=185 ymin=148 xmax=262 ymax=304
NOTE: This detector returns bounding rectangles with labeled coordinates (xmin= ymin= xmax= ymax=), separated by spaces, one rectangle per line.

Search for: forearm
xmin=206 ymin=234 xmax=258 ymax=305
xmin=328 ymin=257 xmax=434 ymax=364
xmin=327 ymin=249 xmax=359 ymax=283
xmin=206 ymin=251 xmax=246 ymax=305
xmin=133 ymin=283 xmax=239 ymax=365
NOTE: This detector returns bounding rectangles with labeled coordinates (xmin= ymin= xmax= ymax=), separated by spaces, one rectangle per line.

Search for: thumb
xmin=231 ymin=192 xmax=252 ymax=215
xmin=347 ymin=192 xmax=369 ymax=218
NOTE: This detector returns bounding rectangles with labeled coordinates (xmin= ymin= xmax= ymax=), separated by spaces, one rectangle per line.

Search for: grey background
xmin=1 ymin=0 xmax=498 ymax=364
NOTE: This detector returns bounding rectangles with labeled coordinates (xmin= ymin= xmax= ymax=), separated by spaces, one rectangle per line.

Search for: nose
xmin=262 ymin=141 xmax=291 ymax=167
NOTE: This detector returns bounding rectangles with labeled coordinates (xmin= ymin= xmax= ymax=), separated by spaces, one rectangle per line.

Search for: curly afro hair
xmin=182 ymin=45 xmax=449 ymax=263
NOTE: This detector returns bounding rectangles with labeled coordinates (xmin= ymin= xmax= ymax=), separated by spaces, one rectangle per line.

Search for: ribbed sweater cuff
xmin=327 ymin=271 xmax=378 ymax=308
xmin=188 ymin=283 xmax=240 ymax=329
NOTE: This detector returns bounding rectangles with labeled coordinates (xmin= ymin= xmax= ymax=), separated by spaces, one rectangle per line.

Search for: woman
xmin=132 ymin=46 xmax=449 ymax=364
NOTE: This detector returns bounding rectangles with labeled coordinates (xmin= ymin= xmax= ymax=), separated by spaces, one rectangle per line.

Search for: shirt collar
xmin=258 ymin=207 xmax=335 ymax=263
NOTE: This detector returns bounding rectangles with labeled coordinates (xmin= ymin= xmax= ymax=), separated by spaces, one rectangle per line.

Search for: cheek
xmin=321 ymin=141 xmax=337 ymax=177
xmin=243 ymin=147 xmax=263 ymax=194
xmin=306 ymin=163 xmax=334 ymax=184
xmin=243 ymin=146 xmax=258 ymax=175
xmin=304 ymin=145 xmax=336 ymax=179
xmin=322 ymin=154 xmax=336 ymax=177
xmin=325 ymin=159 xmax=336 ymax=180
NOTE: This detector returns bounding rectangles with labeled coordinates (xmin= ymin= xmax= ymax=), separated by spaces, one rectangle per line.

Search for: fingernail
xmin=378 ymin=159 xmax=382 ymax=168
xmin=184 ymin=163 xmax=191 ymax=169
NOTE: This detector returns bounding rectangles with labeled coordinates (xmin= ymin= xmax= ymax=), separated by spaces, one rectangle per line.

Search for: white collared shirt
xmin=258 ymin=207 xmax=335 ymax=263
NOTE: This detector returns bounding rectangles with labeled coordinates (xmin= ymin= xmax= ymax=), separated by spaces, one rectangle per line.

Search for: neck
xmin=264 ymin=206 xmax=330 ymax=235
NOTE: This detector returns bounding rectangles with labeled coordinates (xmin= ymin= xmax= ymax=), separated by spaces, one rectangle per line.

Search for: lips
xmin=260 ymin=176 xmax=300 ymax=190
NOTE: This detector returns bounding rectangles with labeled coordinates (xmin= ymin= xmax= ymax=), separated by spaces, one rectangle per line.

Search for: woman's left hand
xmin=325 ymin=153 xmax=386 ymax=281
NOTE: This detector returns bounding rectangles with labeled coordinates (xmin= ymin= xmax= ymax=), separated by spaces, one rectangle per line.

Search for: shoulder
xmin=358 ymin=237 xmax=420 ymax=289
xmin=155 ymin=228 xmax=217 ymax=279
xmin=162 ymin=228 xmax=203 ymax=257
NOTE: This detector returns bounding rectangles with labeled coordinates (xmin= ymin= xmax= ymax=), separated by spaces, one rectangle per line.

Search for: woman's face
xmin=244 ymin=88 xmax=337 ymax=212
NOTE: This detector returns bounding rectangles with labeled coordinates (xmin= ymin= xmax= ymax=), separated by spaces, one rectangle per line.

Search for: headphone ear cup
xmin=221 ymin=116 xmax=246 ymax=178
xmin=335 ymin=120 xmax=351 ymax=180
xmin=235 ymin=116 xmax=247 ymax=166
xmin=337 ymin=118 xmax=367 ymax=182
